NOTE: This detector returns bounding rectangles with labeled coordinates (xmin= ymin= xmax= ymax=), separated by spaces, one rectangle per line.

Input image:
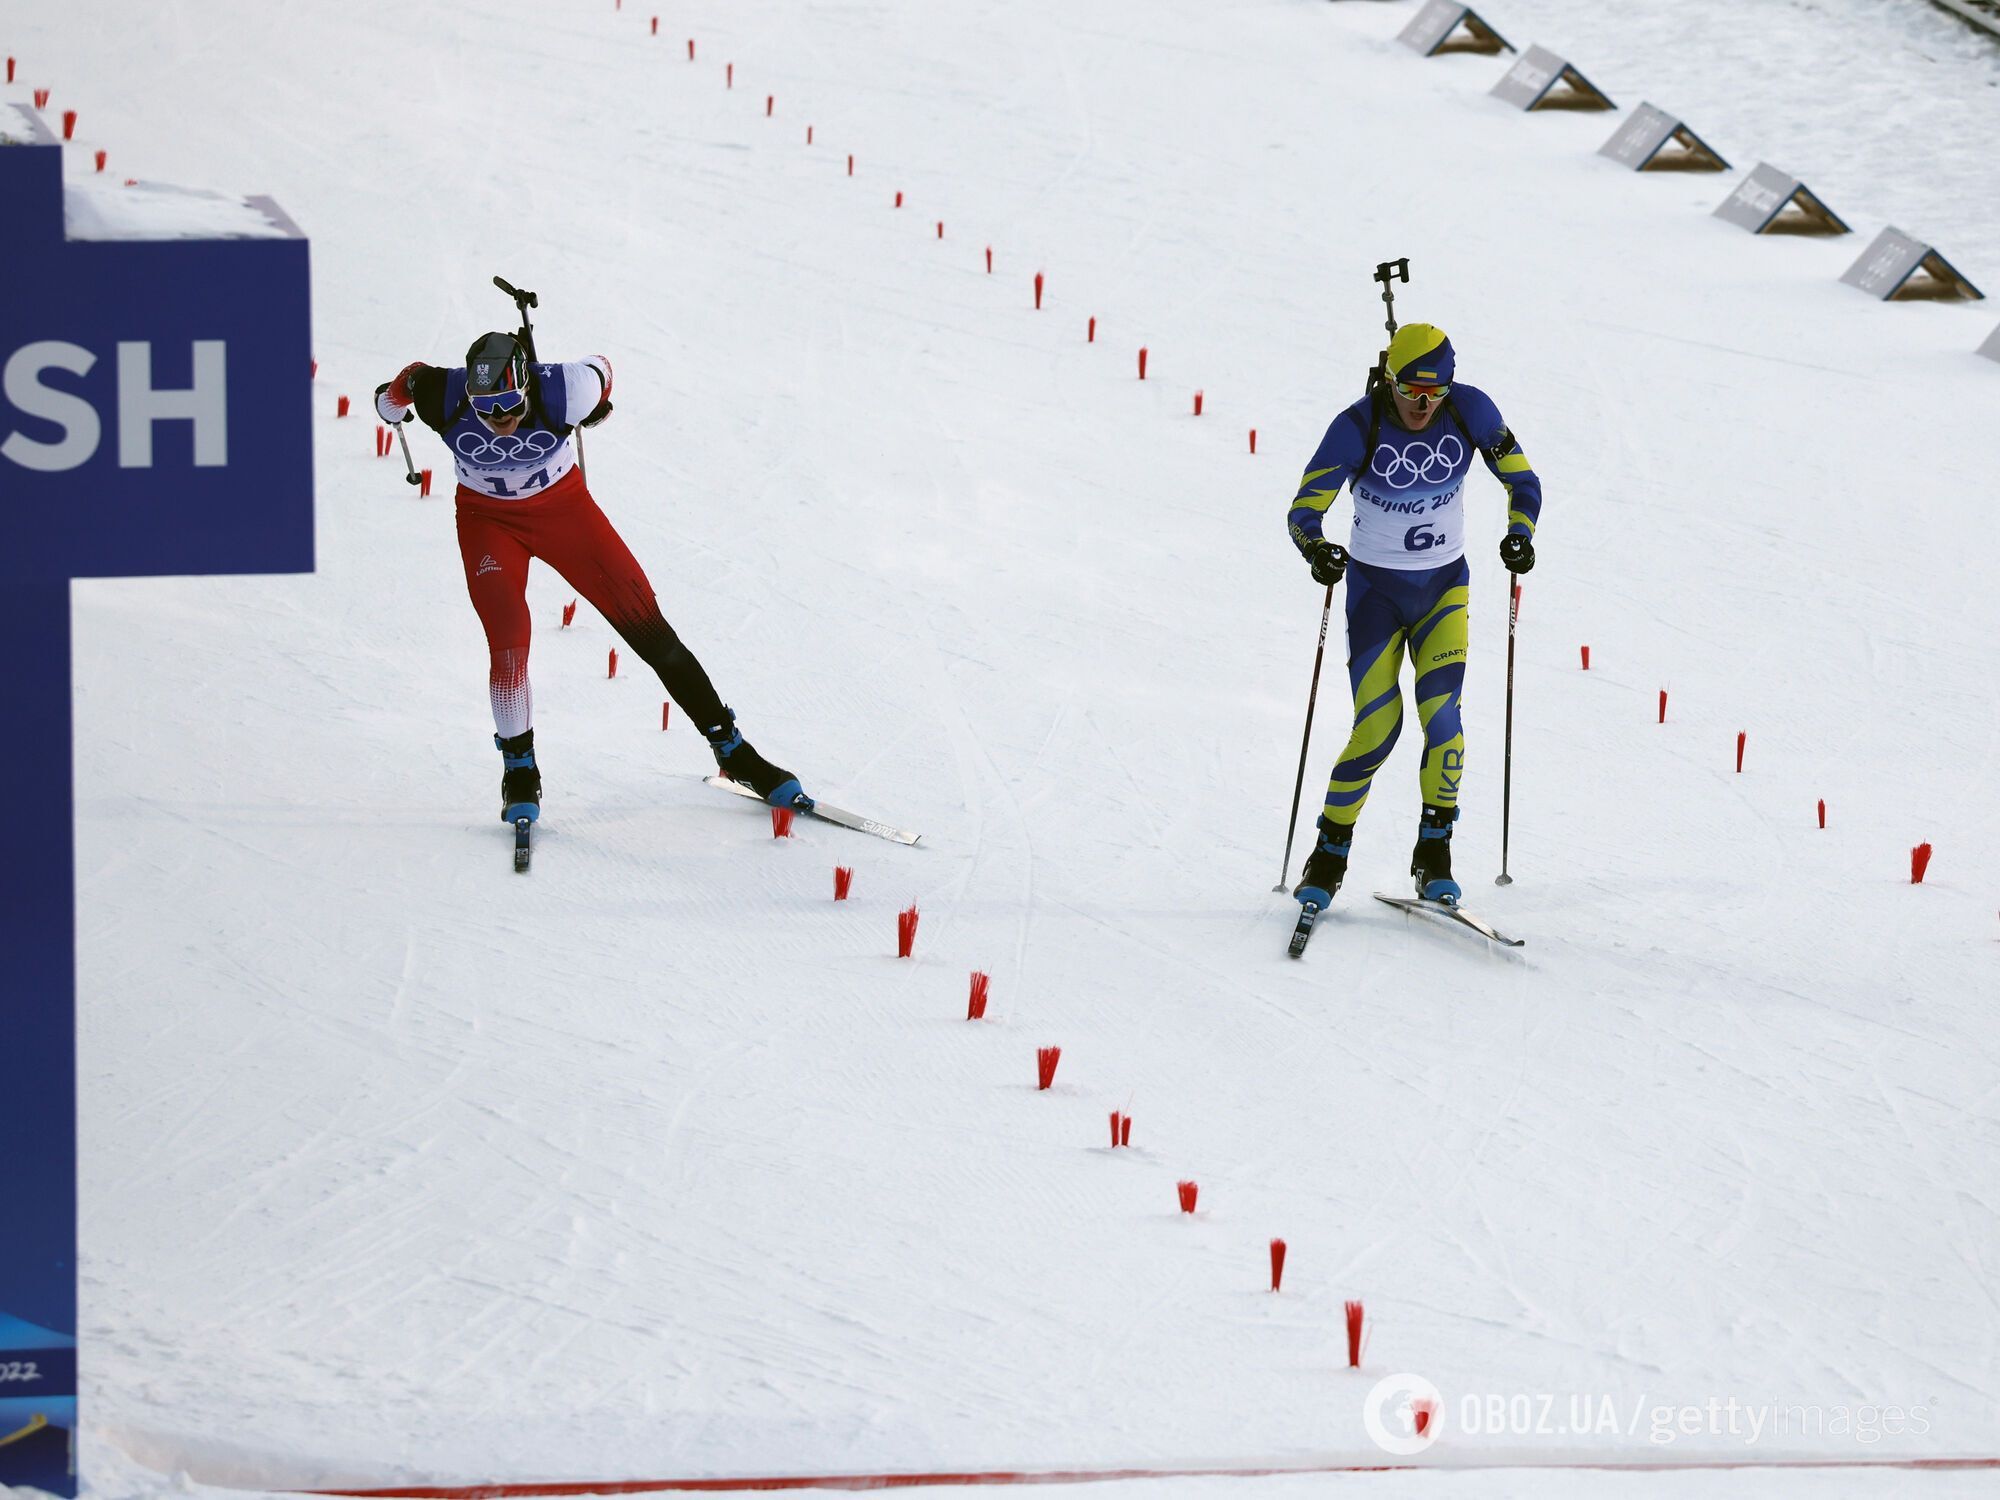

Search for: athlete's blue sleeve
xmin=1288 ymin=401 xmax=1370 ymax=556
xmin=1452 ymin=385 xmax=1543 ymax=537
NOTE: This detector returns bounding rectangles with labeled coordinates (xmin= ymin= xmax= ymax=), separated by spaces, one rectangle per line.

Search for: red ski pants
xmin=454 ymin=469 xmax=727 ymax=737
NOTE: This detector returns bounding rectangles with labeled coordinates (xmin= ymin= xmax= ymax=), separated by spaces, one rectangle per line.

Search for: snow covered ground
xmin=6 ymin=0 xmax=1999 ymax=1493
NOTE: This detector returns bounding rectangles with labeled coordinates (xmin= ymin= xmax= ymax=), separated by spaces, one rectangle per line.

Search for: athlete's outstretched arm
xmin=543 ymin=356 xmax=615 ymax=428
xmin=1455 ymin=388 xmax=1543 ymax=538
xmin=374 ymin=363 xmax=450 ymax=433
xmin=1288 ymin=406 xmax=1369 ymax=556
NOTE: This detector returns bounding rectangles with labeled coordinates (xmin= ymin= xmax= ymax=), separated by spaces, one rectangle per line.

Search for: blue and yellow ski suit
xmin=1287 ymin=384 xmax=1543 ymax=827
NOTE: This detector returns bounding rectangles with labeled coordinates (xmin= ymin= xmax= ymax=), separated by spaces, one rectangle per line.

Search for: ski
xmin=513 ymin=816 xmax=533 ymax=872
xmin=1373 ymin=892 xmax=1523 ymax=948
xmin=705 ymin=776 xmax=922 ymax=845
xmin=1288 ymin=900 xmax=1322 ymax=959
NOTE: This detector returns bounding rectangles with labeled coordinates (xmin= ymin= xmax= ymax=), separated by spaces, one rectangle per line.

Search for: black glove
xmin=1305 ymin=540 xmax=1349 ymax=587
xmin=578 ymin=398 xmax=614 ymax=429
xmin=1499 ymin=534 xmax=1535 ymax=575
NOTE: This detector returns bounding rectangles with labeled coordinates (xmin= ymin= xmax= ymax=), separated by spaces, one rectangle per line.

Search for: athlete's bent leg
xmin=1406 ymin=560 xmax=1470 ymax=901
xmin=1407 ymin=564 xmax=1470 ymax=812
xmin=534 ymin=485 xmax=809 ymax=806
xmin=531 ymin=486 xmax=732 ymax=728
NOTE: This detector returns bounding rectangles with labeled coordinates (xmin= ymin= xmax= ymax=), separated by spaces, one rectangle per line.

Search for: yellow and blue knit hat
xmin=1385 ymin=323 xmax=1454 ymax=385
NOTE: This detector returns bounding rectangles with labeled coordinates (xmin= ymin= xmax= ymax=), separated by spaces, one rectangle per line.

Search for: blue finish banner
xmin=1 ymin=103 xmax=315 ymax=1496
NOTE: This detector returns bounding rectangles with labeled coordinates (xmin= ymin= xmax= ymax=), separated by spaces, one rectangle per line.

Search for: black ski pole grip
xmin=493 ymin=275 xmax=538 ymax=309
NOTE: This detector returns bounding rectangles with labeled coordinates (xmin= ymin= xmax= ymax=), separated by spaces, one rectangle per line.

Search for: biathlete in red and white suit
xmin=375 ymin=331 xmax=807 ymax=826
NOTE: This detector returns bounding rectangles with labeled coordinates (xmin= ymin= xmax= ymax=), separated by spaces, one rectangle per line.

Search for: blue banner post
xmin=0 ymin=105 xmax=314 ymax=1496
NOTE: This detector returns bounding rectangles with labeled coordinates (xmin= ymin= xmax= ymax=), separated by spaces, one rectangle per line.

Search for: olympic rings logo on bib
xmin=1371 ymin=434 xmax=1464 ymax=490
xmin=455 ymin=428 xmax=561 ymax=465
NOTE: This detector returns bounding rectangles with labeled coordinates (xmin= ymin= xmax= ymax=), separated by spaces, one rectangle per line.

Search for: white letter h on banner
xmin=118 ymin=340 xmax=228 ymax=468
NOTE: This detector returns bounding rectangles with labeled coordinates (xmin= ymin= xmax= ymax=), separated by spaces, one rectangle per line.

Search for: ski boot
xmin=1410 ymin=804 xmax=1461 ymax=905
xmin=703 ymin=706 xmax=810 ymax=809
xmin=1294 ymin=817 xmax=1354 ymax=908
xmin=497 ymin=729 xmax=541 ymax=824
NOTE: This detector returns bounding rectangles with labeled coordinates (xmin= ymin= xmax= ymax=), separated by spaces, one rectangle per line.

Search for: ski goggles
xmin=469 ymin=386 xmax=530 ymax=419
xmin=1393 ymin=380 xmax=1450 ymax=403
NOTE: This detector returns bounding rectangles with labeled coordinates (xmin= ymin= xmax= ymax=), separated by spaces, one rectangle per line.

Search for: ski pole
xmin=1495 ymin=574 xmax=1520 ymax=886
xmin=494 ymin=273 xmax=586 ymax=481
xmin=1274 ymin=582 xmax=1336 ymax=893
xmin=392 ymin=416 xmax=421 ymax=485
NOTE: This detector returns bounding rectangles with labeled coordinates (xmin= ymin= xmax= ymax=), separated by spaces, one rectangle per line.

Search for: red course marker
xmin=894 ymin=190 xmax=903 ymax=208
xmin=1658 ymin=689 xmax=1668 ymax=724
xmin=1120 ymin=1114 xmax=1131 ymax=1147
xmin=1345 ymin=1300 xmax=1366 ymax=1368
xmin=561 ymin=599 xmax=578 ymax=628
xmin=833 ymin=865 xmax=853 ymax=901
xmin=847 ymin=153 xmax=854 ymax=176
xmin=94 ymin=148 xmax=106 ymax=173
xmin=766 ymin=95 xmax=774 ymax=117
xmin=726 ymin=62 xmax=733 ymax=87
xmin=1036 ymin=1046 xmax=1061 ymax=1090
xmin=984 ymin=246 xmax=992 ymax=273
xmin=661 ymin=701 xmax=671 ymax=731
xmin=1087 ymin=315 xmax=1096 ymax=343
xmin=1177 ymin=1180 xmax=1198 ymax=1214
xmin=1192 ymin=390 xmax=1203 ymax=416
xmin=1817 ymin=798 xmax=1826 ymax=829
xmin=967 ymin=971 xmax=989 ymax=1020
xmin=897 ymin=904 xmax=920 ymax=957
xmin=687 ymin=38 xmax=694 ymax=60
xmin=1138 ymin=347 xmax=1148 ymax=380
xmin=1911 ymin=843 xmax=1932 ymax=884
xmin=771 ymin=806 xmax=794 ymax=839
xmin=651 ymin=17 xmax=658 ymax=35
xmin=1736 ymin=731 xmax=1746 ymax=773
xmin=1034 ymin=271 xmax=1044 ymax=310
xmin=806 ymin=125 xmax=813 ymax=145
xmin=61 ymin=109 xmax=75 ymax=140
xmin=33 ymin=88 xmax=49 ymax=109
xmin=1580 ymin=645 xmax=1590 ymax=670
xmin=419 ymin=468 xmax=433 ymax=497
xmin=1249 ymin=428 xmax=1257 ymax=454
xmin=936 ymin=221 xmax=944 ymax=240
xmin=1269 ymin=1239 xmax=1287 ymax=1292
xmin=608 ymin=647 xmax=619 ymax=678
xmin=336 ymin=394 xmax=350 ymax=417
xmin=4 ymin=58 xmax=13 ymax=84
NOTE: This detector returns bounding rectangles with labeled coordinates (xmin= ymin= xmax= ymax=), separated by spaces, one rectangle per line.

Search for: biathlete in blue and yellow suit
xmin=1286 ymin=323 xmax=1542 ymax=907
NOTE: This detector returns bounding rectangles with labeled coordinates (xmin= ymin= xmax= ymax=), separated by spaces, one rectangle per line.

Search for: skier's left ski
xmin=705 ymin=776 xmax=922 ymax=845
xmin=1373 ymin=892 xmax=1523 ymax=948
xmin=1288 ymin=901 xmax=1322 ymax=959
xmin=513 ymin=816 xmax=533 ymax=873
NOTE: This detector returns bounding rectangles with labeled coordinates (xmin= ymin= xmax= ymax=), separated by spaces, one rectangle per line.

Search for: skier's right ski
xmin=1288 ymin=901 xmax=1322 ymax=959
xmin=1373 ymin=893 xmax=1522 ymax=947
xmin=704 ymin=776 xmax=921 ymax=845
xmin=513 ymin=816 xmax=532 ymax=873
